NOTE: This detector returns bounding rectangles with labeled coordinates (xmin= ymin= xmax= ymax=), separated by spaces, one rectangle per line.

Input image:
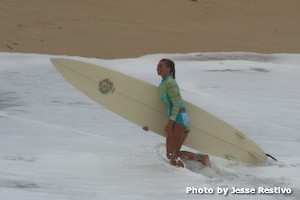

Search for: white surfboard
xmin=50 ymin=58 xmax=267 ymax=164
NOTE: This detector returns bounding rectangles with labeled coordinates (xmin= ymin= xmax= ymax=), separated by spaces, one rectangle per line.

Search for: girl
xmin=156 ymin=58 xmax=211 ymax=168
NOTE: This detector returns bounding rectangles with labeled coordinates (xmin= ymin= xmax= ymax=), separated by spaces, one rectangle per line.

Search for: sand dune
xmin=1 ymin=0 xmax=299 ymax=58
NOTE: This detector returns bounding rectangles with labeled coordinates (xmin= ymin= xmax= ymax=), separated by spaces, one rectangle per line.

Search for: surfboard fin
xmin=235 ymin=131 xmax=247 ymax=139
xmin=224 ymin=154 xmax=235 ymax=160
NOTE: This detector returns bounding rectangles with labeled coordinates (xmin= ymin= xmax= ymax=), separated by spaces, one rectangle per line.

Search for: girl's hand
xmin=164 ymin=120 xmax=174 ymax=137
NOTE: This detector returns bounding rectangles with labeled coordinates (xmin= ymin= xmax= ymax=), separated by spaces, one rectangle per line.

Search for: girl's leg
xmin=180 ymin=151 xmax=211 ymax=168
xmin=166 ymin=122 xmax=187 ymax=167
xmin=177 ymin=131 xmax=211 ymax=167
xmin=166 ymin=122 xmax=211 ymax=168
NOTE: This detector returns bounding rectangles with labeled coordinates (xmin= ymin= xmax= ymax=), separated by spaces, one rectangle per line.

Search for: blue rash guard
xmin=159 ymin=74 xmax=191 ymax=133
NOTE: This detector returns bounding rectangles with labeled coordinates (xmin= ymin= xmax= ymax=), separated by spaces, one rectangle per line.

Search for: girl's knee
xmin=166 ymin=152 xmax=173 ymax=160
xmin=170 ymin=157 xmax=185 ymax=168
xmin=167 ymin=151 xmax=183 ymax=160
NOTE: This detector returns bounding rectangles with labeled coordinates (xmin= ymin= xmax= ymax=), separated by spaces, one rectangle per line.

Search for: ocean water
xmin=0 ymin=52 xmax=299 ymax=200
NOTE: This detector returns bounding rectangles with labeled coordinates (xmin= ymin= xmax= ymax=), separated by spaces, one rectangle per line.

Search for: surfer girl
xmin=144 ymin=59 xmax=211 ymax=168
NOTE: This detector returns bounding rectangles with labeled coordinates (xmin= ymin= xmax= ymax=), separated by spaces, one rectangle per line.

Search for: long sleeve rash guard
xmin=159 ymin=74 xmax=186 ymax=121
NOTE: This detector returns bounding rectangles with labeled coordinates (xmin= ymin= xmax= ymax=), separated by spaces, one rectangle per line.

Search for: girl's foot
xmin=200 ymin=154 xmax=211 ymax=168
xmin=195 ymin=154 xmax=211 ymax=168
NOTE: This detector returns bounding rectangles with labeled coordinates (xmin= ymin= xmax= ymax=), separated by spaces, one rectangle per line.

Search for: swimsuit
xmin=159 ymin=74 xmax=191 ymax=133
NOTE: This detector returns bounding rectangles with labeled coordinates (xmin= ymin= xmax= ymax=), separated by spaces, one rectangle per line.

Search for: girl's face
xmin=157 ymin=61 xmax=170 ymax=78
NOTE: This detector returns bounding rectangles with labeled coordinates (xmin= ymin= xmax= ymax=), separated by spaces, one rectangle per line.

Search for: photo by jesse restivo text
xmin=186 ymin=186 xmax=293 ymax=196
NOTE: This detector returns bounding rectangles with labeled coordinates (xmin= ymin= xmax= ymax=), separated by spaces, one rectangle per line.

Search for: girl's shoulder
xmin=165 ymin=76 xmax=178 ymax=88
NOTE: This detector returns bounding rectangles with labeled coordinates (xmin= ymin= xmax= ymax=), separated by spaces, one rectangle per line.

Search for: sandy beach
xmin=1 ymin=0 xmax=300 ymax=58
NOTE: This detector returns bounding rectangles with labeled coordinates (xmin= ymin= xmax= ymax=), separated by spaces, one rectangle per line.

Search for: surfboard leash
xmin=266 ymin=153 xmax=278 ymax=161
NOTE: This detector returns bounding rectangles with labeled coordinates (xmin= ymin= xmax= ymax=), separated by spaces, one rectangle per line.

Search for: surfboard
xmin=50 ymin=58 xmax=267 ymax=164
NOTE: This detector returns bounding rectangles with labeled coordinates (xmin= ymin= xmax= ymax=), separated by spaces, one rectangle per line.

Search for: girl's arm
xmin=165 ymin=78 xmax=181 ymax=121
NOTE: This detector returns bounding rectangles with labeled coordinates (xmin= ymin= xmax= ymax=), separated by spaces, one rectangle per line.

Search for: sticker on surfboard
xmin=98 ymin=78 xmax=115 ymax=95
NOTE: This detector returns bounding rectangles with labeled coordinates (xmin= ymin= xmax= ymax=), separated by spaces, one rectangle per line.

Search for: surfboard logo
xmin=98 ymin=78 xmax=115 ymax=95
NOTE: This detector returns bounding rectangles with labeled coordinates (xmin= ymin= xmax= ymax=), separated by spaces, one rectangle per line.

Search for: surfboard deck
xmin=50 ymin=58 xmax=267 ymax=164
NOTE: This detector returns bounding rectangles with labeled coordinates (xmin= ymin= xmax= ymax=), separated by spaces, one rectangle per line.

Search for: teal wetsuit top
xmin=159 ymin=74 xmax=191 ymax=133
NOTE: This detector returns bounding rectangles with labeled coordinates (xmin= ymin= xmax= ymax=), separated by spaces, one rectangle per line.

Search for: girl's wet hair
xmin=160 ymin=58 xmax=175 ymax=79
